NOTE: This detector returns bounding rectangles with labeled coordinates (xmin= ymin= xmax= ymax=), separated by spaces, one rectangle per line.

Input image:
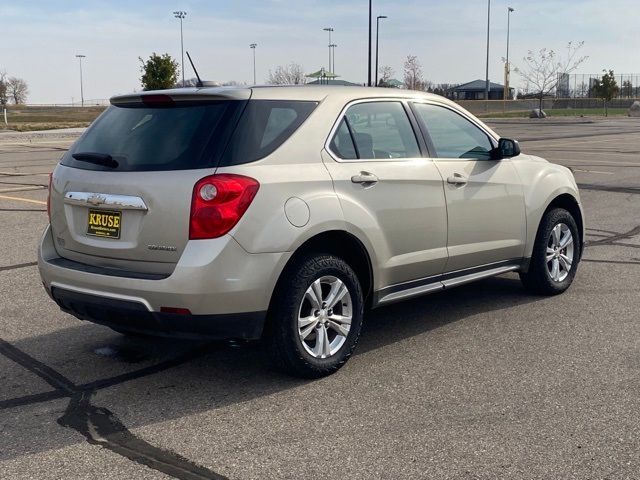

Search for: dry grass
xmin=1 ymin=106 xmax=106 ymax=131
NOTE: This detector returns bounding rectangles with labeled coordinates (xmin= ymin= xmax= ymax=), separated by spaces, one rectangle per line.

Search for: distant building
xmin=449 ymin=79 xmax=514 ymax=100
xmin=383 ymin=79 xmax=404 ymax=88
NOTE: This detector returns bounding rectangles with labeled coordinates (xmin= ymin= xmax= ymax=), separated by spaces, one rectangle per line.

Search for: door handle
xmin=351 ymin=172 xmax=379 ymax=185
xmin=447 ymin=173 xmax=468 ymax=186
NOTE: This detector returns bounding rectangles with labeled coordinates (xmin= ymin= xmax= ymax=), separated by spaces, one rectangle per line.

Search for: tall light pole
xmin=368 ymin=0 xmax=372 ymax=86
xmin=323 ymin=27 xmax=334 ymax=75
xmin=329 ymin=44 xmax=338 ymax=74
xmin=250 ymin=43 xmax=257 ymax=84
xmin=504 ymin=7 xmax=515 ymax=100
xmin=375 ymin=15 xmax=387 ymax=87
xmin=75 ymin=54 xmax=86 ymax=107
xmin=173 ymin=11 xmax=187 ymax=87
xmin=485 ymin=0 xmax=491 ymax=104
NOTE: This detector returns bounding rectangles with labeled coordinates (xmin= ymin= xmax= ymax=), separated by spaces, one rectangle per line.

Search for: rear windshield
xmin=61 ymin=99 xmax=318 ymax=172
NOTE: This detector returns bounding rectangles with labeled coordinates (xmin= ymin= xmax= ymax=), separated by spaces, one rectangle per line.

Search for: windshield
xmin=62 ymin=101 xmax=246 ymax=172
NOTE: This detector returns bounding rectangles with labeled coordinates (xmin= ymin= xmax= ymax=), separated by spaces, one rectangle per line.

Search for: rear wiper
xmin=71 ymin=152 xmax=119 ymax=168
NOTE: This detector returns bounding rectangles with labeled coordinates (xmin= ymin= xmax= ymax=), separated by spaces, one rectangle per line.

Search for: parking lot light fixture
xmin=75 ymin=54 xmax=86 ymax=107
xmin=375 ymin=15 xmax=387 ymax=87
xmin=323 ymin=27 xmax=334 ymax=75
xmin=173 ymin=10 xmax=187 ymax=87
xmin=250 ymin=43 xmax=257 ymax=85
xmin=505 ymin=7 xmax=515 ymax=99
xmin=368 ymin=0 xmax=372 ymax=86
xmin=485 ymin=0 xmax=491 ymax=103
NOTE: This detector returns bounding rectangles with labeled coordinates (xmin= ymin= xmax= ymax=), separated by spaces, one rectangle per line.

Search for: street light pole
xmin=250 ymin=43 xmax=257 ymax=84
xmin=504 ymin=7 xmax=514 ymax=100
xmin=375 ymin=15 xmax=387 ymax=87
xmin=75 ymin=54 xmax=86 ymax=107
xmin=323 ymin=27 xmax=334 ymax=77
xmin=368 ymin=0 xmax=372 ymax=86
xmin=173 ymin=11 xmax=187 ymax=87
xmin=329 ymin=44 xmax=337 ymax=74
xmin=485 ymin=0 xmax=491 ymax=104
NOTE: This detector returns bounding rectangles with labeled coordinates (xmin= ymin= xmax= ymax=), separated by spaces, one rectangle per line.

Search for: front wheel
xmin=266 ymin=253 xmax=364 ymax=378
xmin=520 ymin=208 xmax=581 ymax=295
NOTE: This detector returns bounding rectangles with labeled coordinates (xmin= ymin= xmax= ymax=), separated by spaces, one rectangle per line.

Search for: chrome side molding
xmin=64 ymin=192 xmax=148 ymax=211
xmin=374 ymin=260 xmax=521 ymax=307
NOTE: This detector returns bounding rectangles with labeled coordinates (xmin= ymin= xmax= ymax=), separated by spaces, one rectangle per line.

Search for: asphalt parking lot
xmin=1 ymin=117 xmax=639 ymax=479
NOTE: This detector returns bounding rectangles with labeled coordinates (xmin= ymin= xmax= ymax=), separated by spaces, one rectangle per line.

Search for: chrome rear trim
xmin=64 ymin=192 xmax=148 ymax=211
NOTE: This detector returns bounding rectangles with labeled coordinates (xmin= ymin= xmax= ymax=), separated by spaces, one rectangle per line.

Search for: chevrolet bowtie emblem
xmin=87 ymin=195 xmax=106 ymax=206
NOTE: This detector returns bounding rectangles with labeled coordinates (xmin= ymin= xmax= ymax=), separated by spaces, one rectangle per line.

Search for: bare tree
xmin=7 ymin=77 xmax=29 ymax=104
xmin=377 ymin=65 xmax=394 ymax=87
xmin=515 ymin=41 xmax=587 ymax=112
xmin=268 ymin=63 xmax=307 ymax=85
xmin=403 ymin=55 xmax=425 ymax=91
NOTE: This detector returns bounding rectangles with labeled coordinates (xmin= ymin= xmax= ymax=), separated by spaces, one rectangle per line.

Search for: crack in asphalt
xmin=0 ymin=338 xmax=226 ymax=480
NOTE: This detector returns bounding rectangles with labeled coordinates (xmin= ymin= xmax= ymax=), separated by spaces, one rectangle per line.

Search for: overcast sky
xmin=2 ymin=0 xmax=638 ymax=104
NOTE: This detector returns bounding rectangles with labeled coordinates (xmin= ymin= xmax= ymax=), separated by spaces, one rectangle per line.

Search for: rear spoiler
xmin=110 ymin=88 xmax=252 ymax=106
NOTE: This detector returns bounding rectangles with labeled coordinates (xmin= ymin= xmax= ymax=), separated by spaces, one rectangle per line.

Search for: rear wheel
xmin=520 ymin=208 xmax=581 ymax=295
xmin=267 ymin=253 xmax=364 ymax=378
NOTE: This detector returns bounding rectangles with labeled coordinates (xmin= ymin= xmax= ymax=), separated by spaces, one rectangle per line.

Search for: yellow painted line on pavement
xmin=0 ymin=185 xmax=45 ymax=193
xmin=0 ymin=194 xmax=47 ymax=205
xmin=0 ymin=171 xmax=50 ymax=176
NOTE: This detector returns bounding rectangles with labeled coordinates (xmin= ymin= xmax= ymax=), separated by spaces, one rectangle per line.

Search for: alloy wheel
xmin=546 ymin=223 xmax=574 ymax=282
xmin=298 ymin=276 xmax=352 ymax=359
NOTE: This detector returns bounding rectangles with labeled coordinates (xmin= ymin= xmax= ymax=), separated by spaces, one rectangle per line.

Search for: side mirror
xmin=492 ymin=138 xmax=521 ymax=159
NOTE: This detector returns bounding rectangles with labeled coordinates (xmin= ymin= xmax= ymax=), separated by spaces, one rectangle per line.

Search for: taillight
xmin=189 ymin=174 xmax=260 ymax=240
xmin=47 ymin=172 xmax=53 ymax=220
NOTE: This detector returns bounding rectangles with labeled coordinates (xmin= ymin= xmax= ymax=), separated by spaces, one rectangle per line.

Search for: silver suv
xmin=39 ymin=86 xmax=584 ymax=377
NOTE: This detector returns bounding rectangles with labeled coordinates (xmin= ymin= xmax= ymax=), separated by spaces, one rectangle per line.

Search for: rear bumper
xmin=51 ymin=286 xmax=264 ymax=340
xmin=38 ymin=225 xmax=290 ymax=339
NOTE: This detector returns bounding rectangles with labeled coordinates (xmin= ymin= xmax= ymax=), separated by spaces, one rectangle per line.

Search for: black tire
xmin=520 ymin=207 xmax=581 ymax=295
xmin=266 ymin=253 xmax=364 ymax=378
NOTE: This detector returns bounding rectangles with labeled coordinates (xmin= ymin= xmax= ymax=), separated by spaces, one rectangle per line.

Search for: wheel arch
xmin=544 ymin=193 xmax=584 ymax=257
xmin=268 ymin=230 xmax=374 ymax=313
xmin=524 ymin=192 xmax=584 ymax=270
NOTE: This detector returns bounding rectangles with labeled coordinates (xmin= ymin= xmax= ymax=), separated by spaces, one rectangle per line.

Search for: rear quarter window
xmin=220 ymin=100 xmax=318 ymax=166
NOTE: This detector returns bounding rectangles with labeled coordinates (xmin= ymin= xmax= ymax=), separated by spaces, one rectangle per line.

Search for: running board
xmin=374 ymin=262 xmax=520 ymax=307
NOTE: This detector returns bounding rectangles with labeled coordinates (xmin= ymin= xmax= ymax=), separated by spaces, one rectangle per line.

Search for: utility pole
xmin=250 ymin=43 xmax=257 ymax=84
xmin=485 ymin=0 xmax=491 ymax=105
xmin=173 ymin=11 xmax=187 ymax=87
xmin=375 ymin=15 xmax=387 ymax=87
xmin=75 ymin=54 xmax=86 ymax=107
xmin=368 ymin=0 xmax=373 ymax=86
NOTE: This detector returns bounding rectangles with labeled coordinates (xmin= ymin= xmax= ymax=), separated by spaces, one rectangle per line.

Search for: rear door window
xmin=330 ymin=101 xmax=421 ymax=160
xmin=62 ymin=102 xmax=245 ymax=172
xmin=220 ymin=100 xmax=318 ymax=166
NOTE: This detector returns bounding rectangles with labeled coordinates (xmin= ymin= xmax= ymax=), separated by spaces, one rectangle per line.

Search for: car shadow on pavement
xmin=1 ymin=274 xmax=541 ymax=470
